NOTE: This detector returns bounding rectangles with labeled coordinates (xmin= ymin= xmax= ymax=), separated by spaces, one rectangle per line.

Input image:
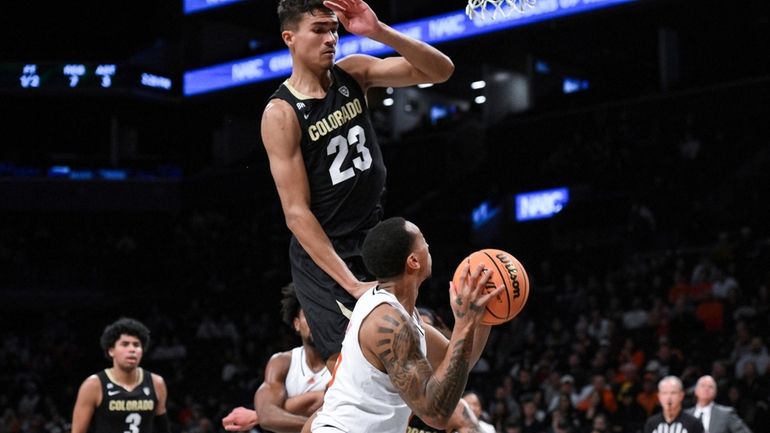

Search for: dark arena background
xmin=1 ymin=0 xmax=769 ymax=432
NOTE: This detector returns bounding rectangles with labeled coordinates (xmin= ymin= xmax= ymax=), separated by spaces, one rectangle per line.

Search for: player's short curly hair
xmin=277 ymin=0 xmax=334 ymax=31
xmin=100 ymin=317 xmax=150 ymax=358
xmin=362 ymin=217 xmax=415 ymax=280
xmin=280 ymin=282 xmax=302 ymax=326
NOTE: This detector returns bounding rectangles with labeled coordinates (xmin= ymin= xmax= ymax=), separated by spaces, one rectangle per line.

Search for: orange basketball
xmin=452 ymin=249 xmax=530 ymax=325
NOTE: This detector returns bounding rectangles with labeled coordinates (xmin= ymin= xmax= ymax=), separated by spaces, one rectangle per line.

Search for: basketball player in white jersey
xmin=225 ymin=283 xmax=482 ymax=433
xmin=223 ymin=284 xmax=330 ymax=432
xmin=310 ymin=217 xmax=505 ymax=433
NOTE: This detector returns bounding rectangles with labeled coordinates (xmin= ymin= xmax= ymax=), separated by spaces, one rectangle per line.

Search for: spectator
xmin=636 ymin=373 xmax=660 ymax=417
xmin=725 ymin=385 xmax=758 ymax=431
xmin=668 ymin=270 xmax=694 ymax=304
xmin=521 ymin=398 xmax=547 ymax=433
xmin=576 ymin=375 xmax=617 ymax=415
xmin=615 ymin=387 xmax=646 ymax=433
xmin=590 ymin=413 xmax=610 ymax=433
xmin=464 ymin=391 xmax=497 ymax=433
xmin=695 ymin=292 xmax=725 ymax=333
xmin=735 ymin=338 xmax=769 ymax=378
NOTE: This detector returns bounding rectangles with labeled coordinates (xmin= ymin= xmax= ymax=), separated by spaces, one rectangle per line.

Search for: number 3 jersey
xmin=269 ymin=65 xmax=386 ymax=239
xmin=92 ymin=368 xmax=157 ymax=433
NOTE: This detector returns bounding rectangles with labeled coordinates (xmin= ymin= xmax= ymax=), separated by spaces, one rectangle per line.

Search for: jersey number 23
xmin=327 ymin=125 xmax=372 ymax=185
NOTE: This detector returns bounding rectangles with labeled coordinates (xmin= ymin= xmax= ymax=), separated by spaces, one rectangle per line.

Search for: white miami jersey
xmin=312 ymin=287 xmax=426 ymax=433
xmin=285 ymin=346 xmax=330 ymax=397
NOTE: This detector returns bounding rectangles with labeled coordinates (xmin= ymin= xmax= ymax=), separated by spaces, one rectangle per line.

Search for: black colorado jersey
xmin=91 ymin=369 xmax=157 ymax=433
xmin=269 ymin=65 xmax=386 ymax=239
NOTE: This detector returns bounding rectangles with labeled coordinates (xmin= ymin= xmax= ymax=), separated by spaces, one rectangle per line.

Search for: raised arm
xmin=422 ymin=325 xmax=483 ymax=433
xmin=361 ymin=263 xmax=503 ymax=429
xmin=327 ymin=0 xmax=454 ymax=90
xmin=261 ymin=100 xmax=371 ymax=299
xmin=254 ymin=351 xmax=309 ymax=433
xmin=71 ymin=376 xmax=100 ymax=433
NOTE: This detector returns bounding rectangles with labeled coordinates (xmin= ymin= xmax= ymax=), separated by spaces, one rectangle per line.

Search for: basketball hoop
xmin=466 ymin=0 xmax=537 ymax=21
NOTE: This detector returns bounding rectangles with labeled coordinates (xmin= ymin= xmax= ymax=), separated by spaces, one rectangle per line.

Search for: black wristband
xmin=155 ymin=413 xmax=171 ymax=433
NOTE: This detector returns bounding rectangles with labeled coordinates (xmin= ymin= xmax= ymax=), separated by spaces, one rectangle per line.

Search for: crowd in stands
xmin=1 ymin=211 xmax=767 ymax=433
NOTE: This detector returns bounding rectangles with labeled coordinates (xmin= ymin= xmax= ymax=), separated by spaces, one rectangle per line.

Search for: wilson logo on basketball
xmin=497 ymin=253 xmax=521 ymax=298
xmin=452 ymin=248 xmax=530 ymax=325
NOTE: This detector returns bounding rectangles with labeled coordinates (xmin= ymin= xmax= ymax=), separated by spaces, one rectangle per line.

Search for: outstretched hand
xmin=221 ymin=407 xmax=258 ymax=431
xmin=449 ymin=263 xmax=504 ymax=328
xmin=323 ymin=0 xmax=382 ymax=38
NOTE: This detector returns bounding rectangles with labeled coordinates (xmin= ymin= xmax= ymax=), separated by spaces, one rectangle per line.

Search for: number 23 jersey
xmin=269 ymin=65 xmax=386 ymax=239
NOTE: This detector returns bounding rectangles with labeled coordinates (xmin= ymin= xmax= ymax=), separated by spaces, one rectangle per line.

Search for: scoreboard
xmin=1 ymin=62 xmax=174 ymax=95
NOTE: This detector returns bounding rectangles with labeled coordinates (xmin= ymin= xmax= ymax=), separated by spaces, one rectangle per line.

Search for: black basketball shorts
xmin=289 ymin=235 xmax=373 ymax=360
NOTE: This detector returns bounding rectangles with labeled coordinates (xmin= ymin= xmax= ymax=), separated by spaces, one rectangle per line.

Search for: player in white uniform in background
xmin=310 ymin=217 xmax=504 ymax=433
xmin=223 ymin=284 xmax=330 ymax=432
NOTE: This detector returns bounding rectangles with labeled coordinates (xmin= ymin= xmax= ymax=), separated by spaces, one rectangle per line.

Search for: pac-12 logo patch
xmin=338 ymin=86 xmax=350 ymax=97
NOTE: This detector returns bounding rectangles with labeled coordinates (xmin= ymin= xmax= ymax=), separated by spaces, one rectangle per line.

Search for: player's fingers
xmin=476 ymin=266 xmax=492 ymax=290
xmin=456 ymin=262 xmax=470 ymax=294
xmin=323 ymin=1 xmax=346 ymax=13
xmin=477 ymin=283 xmax=505 ymax=306
xmin=470 ymin=262 xmax=484 ymax=280
xmin=469 ymin=263 xmax=488 ymax=294
xmin=223 ymin=424 xmax=240 ymax=431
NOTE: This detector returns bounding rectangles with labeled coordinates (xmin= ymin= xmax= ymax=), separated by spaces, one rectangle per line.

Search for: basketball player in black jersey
xmin=71 ymin=318 xmax=170 ymax=433
xmin=264 ymin=0 xmax=454 ymax=373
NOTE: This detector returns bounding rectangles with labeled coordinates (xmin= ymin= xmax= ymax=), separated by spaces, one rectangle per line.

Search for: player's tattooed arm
xmin=361 ymin=265 xmax=501 ymax=429
xmin=364 ymin=305 xmax=475 ymax=429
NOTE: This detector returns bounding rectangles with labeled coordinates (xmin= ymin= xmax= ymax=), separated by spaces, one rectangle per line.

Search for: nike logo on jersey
xmin=297 ymin=101 xmax=311 ymax=119
xmin=108 ymin=390 xmax=121 ymax=396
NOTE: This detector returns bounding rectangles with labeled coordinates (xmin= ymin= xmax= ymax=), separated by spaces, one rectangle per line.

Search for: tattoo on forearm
xmin=374 ymin=310 xmax=473 ymax=421
xmin=427 ymin=339 xmax=470 ymax=418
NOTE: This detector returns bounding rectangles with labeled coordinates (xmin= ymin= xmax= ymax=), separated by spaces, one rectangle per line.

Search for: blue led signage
xmin=184 ymin=0 xmax=637 ymax=96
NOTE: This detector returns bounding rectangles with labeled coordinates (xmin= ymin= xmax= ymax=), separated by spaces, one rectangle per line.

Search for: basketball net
xmin=465 ymin=0 xmax=537 ymax=21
